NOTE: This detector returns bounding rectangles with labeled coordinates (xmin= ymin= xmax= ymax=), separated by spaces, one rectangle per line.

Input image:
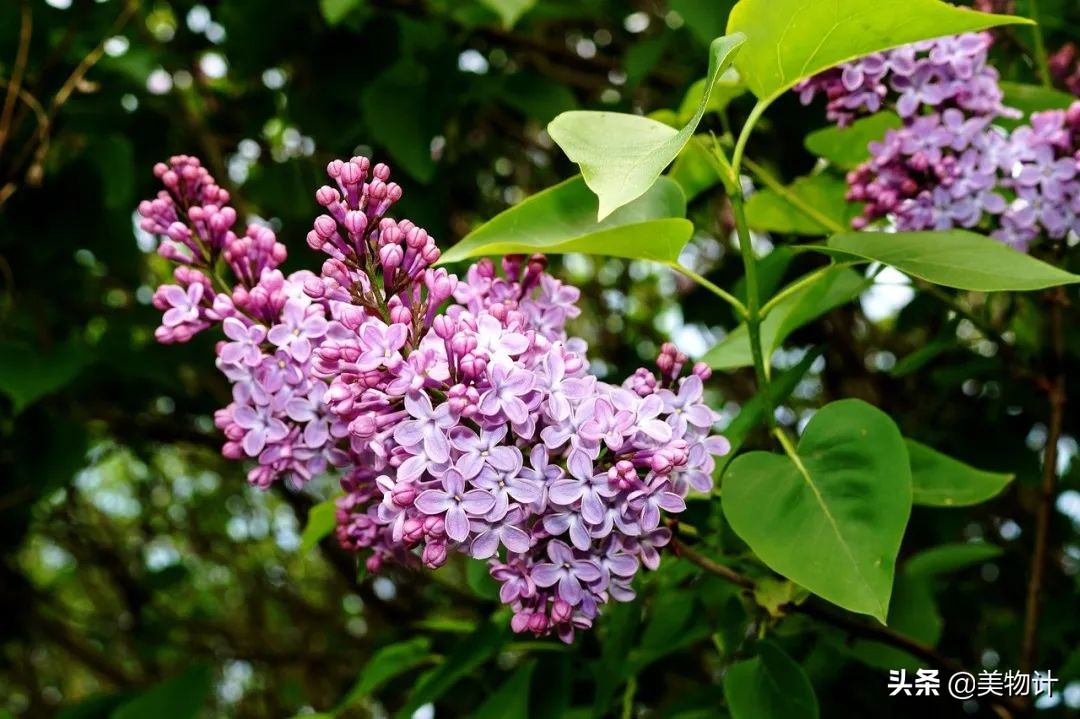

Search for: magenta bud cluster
xmin=139 ymin=153 xmax=731 ymax=640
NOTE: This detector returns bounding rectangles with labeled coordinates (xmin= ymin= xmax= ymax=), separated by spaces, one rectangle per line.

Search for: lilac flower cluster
xmin=797 ymin=32 xmax=1080 ymax=250
xmin=794 ymin=33 xmax=1011 ymax=127
xmin=139 ymin=154 xmax=731 ymax=641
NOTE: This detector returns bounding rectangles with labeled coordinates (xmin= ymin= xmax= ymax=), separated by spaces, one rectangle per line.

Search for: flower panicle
xmin=139 ymin=152 xmax=732 ymax=641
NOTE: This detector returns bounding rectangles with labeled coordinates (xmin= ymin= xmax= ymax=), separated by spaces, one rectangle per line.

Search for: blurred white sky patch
xmin=860 ymin=265 xmax=915 ymax=322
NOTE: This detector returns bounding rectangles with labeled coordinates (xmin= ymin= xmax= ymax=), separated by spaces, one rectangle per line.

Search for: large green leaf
xmin=439 ymin=176 xmax=689 ymax=264
xmin=827 ymin=231 xmax=1080 ymax=291
xmin=722 ymin=641 xmax=819 ymax=719
xmin=744 ymin=173 xmax=857 ymax=235
xmin=548 ymin=34 xmax=745 ymax=219
xmin=726 ymin=0 xmax=1030 ymax=104
xmin=299 ymin=497 xmax=338 ymax=553
xmin=906 ymin=440 xmax=1014 ymax=507
xmin=804 ymin=112 xmax=901 ymax=170
xmin=336 ymin=638 xmax=433 ymax=711
xmin=722 ymin=400 xmax=912 ymax=621
xmin=110 ymin=665 xmax=212 ymax=719
xmin=702 ymin=266 xmax=865 ymax=370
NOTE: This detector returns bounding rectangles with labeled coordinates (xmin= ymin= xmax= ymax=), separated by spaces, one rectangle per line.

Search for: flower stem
xmin=723 ymin=99 xmax=776 ymax=428
xmin=1028 ymin=0 xmax=1054 ymax=89
xmin=665 ymin=261 xmax=749 ymax=318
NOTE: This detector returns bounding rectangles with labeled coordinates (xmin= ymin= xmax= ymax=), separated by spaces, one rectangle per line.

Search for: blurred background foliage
xmin=1 ymin=0 xmax=1079 ymax=717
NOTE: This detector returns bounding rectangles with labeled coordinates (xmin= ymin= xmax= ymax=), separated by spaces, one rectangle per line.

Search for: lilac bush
xmin=797 ymin=32 xmax=1080 ymax=250
xmin=138 ymin=154 xmax=731 ymax=641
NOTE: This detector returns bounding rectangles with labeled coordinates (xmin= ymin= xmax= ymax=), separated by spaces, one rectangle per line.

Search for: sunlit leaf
xmin=827 ymin=231 xmax=1080 ymax=291
xmin=439 ymin=176 xmax=688 ymax=264
xmin=723 ymin=400 xmax=912 ymax=621
xmin=548 ymin=34 xmax=745 ymax=219
xmin=727 ymin=0 xmax=1030 ymax=104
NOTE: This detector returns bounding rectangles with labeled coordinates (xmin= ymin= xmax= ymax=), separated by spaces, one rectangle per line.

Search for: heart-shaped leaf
xmin=477 ymin=0 xmax=536 ymax=28
xmin=722 ymin=399 xmax=912 ymax=621
xmin=723 ymin=641 xmax=819 ymax=719
xmin=702 ymin=266 xmax=865 ymax=370
xmin=826 ymin=230 xmax=1080 ymax=291
xmin=439 ymin=175 xmax=688 ymax=264
xmin=548 ymin=34 xmax=745 ymax=219
xmin=907 ymin=439 xmax=1014 ymax=507
xmin=727 ymin=0 xmax=1030 ymax=105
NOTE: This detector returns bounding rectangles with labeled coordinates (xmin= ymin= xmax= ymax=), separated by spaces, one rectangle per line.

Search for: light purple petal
xmin=414 ymin=490 xmax=452 ymax=515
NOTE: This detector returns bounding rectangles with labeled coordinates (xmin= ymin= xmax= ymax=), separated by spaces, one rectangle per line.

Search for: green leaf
xmin=336 ymin=638 xmax=433 ymax=710
xmin=1000 ymin=81 xmax=1076 ymax=116
xmin=110 ymin=665 xmax=212 ymax=719
xmin=361 ymin=62 xmax=439 ymax=182
xmin=300 ymin=497 xmax=338 ymax=554
xmin=804 ymin=112 xmax=901 ymax=170
xmin=0 ymin=341 xmax=88 ymax=414
xmin=722 ymin=400 xmax=912 ymax=621
xmin=847 ymin=574 xmax=941 ymax=670
xmin=438 ymin=176 xmax=688 ymax=264
xmin=716 ymin=347 xmax=822 ymax=475
xmin=477 ymin=0 xmax=536 ymax=28
xmin=702 ymin=266 xmax=865 ymax=370
xmin=394 ymin=616 xmax=509 ymax=719
xmin=904 ymin=542 xmax=1003 ymax=577
xmin=826 ymin=230 xmax=1080 ymax=291
xmin=500 ymin=73 xmax=578 ymax=124
xmin=319 ymin=0 xmax=364 ymax=26
xmin=473 ymin=662 xmax=535 ymax=719
xmin=671 ymin=0 xmax=737 ymax=48
xmin=722 ymin=641 xmax=819 ymax=719
xmin=668 ymin=136 xmax=723 ymax=202
xmin=744 ymin=173 xmax=857 ymax=235
xmin=726 ymin=0 xmax=1030 ymax=104
xmin=591 ymin=599 xmax=640 ymax=717
xmin=466 ymin=558 xmax=500 ymax=599
xmin=906 ymin=440 xmax=1014 ymax=507
xmin=676 ymin=68 xmax=746 ymax=124
xmin=548 ymin=34 xmax=745 ymax=219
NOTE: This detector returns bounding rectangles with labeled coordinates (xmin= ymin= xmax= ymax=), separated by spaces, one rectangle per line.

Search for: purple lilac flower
xmin=140 ymin=153 xmax=732 ymax=641
xmin=798 ymin=30 xmax=1080 ymax=250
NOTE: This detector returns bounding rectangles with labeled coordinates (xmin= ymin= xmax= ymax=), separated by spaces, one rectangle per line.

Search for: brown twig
xmin=672 ymin=537 xmax=1025 ymax=717
xmin=1020 ymin=286 xmax=1068 ymax=680
xmin=0 ymin=0 xmax=32 ymax=162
